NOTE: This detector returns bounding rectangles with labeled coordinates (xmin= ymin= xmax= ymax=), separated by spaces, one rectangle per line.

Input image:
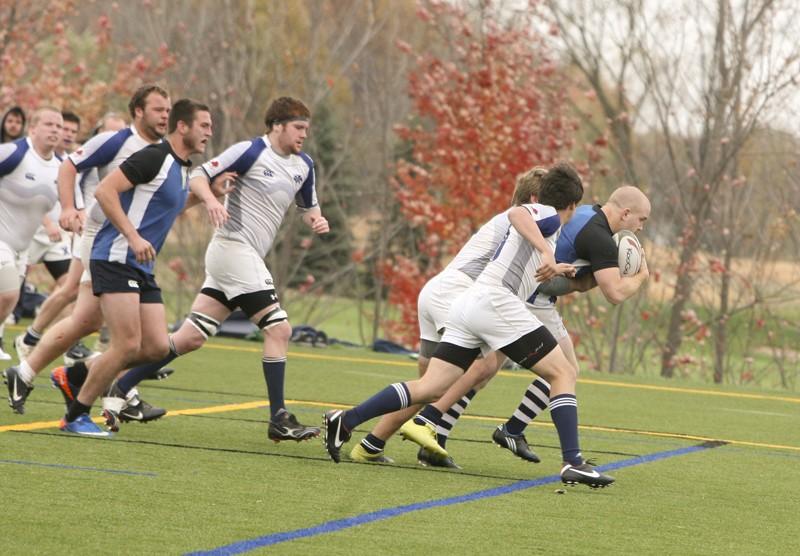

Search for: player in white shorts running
xmin=1 ymin=107 xmax=63 ymax=402
xmin=3 ymin=86 xmax=169 ymax=417
xmin=111 ymin=97 xmax=327 ymax=442
xmin=348 ymin=167 xmax=550 ymax=467
xmin=325 ymin=164 xmax=616 ymax=488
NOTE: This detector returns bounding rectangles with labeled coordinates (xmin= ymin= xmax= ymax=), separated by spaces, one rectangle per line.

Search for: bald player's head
xmin=606 ymin=186 xmax=650 ymax=233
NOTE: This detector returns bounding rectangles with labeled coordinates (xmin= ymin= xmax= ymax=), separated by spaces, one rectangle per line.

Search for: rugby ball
xmin=613 ymin=230 xmax=643 ymax=276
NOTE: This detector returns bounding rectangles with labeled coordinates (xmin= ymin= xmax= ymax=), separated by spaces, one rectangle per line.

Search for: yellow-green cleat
xmin=349 ymin=443 xmax=395 ymax=464
xmin=398 ymin=420 xmax=448 ymax=457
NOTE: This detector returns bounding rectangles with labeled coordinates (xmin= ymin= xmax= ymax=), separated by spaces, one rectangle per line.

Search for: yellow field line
xmin=2 ymin=397 xmax=798 ymax=453
xmin=203 ymin=343 xmax=800 ymax=404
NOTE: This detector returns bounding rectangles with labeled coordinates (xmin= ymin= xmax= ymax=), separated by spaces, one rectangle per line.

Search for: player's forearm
xmin=95 ymin=188 xmax=137 ymax=240
xmin=301 ymin=206 xmax=322 ymax=227
xmin=189 ymin=175 xmax=216 ymax=203
xmin=57 ymin=161 xmax=79 ymax=210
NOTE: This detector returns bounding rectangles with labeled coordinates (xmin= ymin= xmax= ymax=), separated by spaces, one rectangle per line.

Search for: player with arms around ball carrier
xmin=399 ymin=186 xmax=651 ymax=468
xmin=108 ymin=97 xmax=327 ymax=442
xmin=489 ymin=185 xmax=651 ymax=462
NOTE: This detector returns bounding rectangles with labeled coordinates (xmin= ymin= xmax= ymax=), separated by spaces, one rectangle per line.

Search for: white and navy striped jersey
xmin=476 ymin=203 xmax=561 ymax=302
xmin=68 ymin=126 xmax=152 ymax=224
xmin=446 ymin=210 xmax=512 ymax=279
xmin=91 ymin=142 xmax=190 ymax=274
xmin=193 ymin=136 xmax=317 ymax=258
xmin=0 ymin=138 xmax=60 ymax=251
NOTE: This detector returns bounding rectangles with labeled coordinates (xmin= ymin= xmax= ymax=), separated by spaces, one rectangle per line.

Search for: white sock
xmin=17 ymin=360 xmax=36 ymax=385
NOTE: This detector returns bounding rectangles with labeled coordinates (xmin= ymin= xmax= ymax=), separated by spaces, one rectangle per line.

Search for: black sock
xmin=65 ymin=399 xmax=92 ymax=422
xmin=67 ymin=361 xmax=89 ymax=388
xmin=361 ymin=433 xmax=386 ymax=455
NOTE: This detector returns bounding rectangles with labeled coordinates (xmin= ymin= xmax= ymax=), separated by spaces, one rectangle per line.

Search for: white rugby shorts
xmin=0 ymin=240 xmax=25 ymax=292
xmin=441 ymin=284 xmax=545 ymax=356
xmin=417 ymin=268 xmax=473 ymax=342
xmin=202 ymin=237 xmax=274 ymax=300
xmin=26 ymin=227 xmax=72 ymax=264
xmin=527 ymin=302 xmax=569 ymax=341
xmin=79 ymin=219 xmax=102 ymax=283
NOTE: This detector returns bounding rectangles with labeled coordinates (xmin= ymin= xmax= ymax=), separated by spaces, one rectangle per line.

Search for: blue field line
xmin=186 ymin=442 xmax=719 ymax=556
xmin=0 ymin=458 xmax=157 ymax=477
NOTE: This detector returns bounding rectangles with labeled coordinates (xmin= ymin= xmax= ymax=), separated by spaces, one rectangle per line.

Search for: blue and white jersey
xmin=68 ymin=126 xmax=152 ymax=224
xmin=554 ymin=204 xmax=617 ymax=276
xmin=193 ymin=136 xmax=317 ymax=258
xmin=476 ymin=203 xmax=561 ymax=302
xmin=74 ymin=168 xmax=98 ymax=211
xmin=91 ymin=142 xmax=190 ymax=274
xmin=0 ymin=138 xmax=60 ymax=251
xmin=446 ymin=209 xmax=511 ymax=280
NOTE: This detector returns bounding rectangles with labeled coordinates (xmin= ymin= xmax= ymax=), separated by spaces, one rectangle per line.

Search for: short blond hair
xmin=512 ymin=166 xmax=547 ymax=206
xmin=29 ymin=106 xmax=61 ymax=127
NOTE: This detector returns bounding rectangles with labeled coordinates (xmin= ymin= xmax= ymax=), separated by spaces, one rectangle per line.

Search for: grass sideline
xmin=1 ymin=335 xmax=799 ymax=554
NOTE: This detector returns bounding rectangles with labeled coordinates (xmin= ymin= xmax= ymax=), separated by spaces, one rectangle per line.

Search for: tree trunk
xmin=713 ymin=247 xmax=732 ymax=383
xmin=660 ymin=238 xmax=700 ymax=377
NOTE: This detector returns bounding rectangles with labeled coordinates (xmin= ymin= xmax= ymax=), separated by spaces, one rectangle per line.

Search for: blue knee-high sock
xmin=262 ymin=357 xmax=286 ymax=419
xmin=413 ymin=404 xmax=443 ymax=428
xmin=117 ymin=350 xmax=179 ymax=394
xmin=549 ymin=393 xmax=582 ymax=465
xmin=343 ymin=383 xmax=411 ymax=431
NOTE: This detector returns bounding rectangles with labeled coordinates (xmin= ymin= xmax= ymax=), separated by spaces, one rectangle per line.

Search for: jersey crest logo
xmin=25 ymin=172 xmax=35 ymax=180
xmin=293 ymin=174 xmax=303 ymax=184
xmin=263 ymin=167 xmax=274 ymax=178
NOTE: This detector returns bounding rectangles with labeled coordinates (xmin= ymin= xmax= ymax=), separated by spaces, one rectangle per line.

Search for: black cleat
xmin=492 ymin=425 xmax=541 ymax=463
xmin=322 ymin=410 xmax=351 ymax=463
xmin=268 ymin=410 xmax=320 ymax=442
xmin=4 ymin=366 xmax=33 ymax=414
xmin=144 ymin=367 xmax=174 ymax=381
xmin=63 ymin=341 xmax=96 ymax=366
xmin=417 ymin=447 xmax=462 ymax=469
xmin=560 ymin=462 xmax=615 ymax=488
xmin=120 ymin=393 xmax=167 ymax=423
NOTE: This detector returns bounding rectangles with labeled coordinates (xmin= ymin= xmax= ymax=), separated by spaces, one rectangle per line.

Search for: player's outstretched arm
xmin=185 ymin=172 xmax=234 ymax=227
xmin=537 ymin=273 xmax=597 ymax=297
xmin=508 ymin=206 xmax=562 ymax=281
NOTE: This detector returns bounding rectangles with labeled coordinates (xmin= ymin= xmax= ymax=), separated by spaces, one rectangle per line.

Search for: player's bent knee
xmin=186 ymin=311 xmax=221 ymax=342
xmin=257 ymin=306 xmax=289 ymax=332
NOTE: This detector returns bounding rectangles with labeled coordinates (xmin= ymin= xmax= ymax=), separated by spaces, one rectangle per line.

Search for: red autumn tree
xmin=380 ymin=0 xmax=580 ymax=345
xmin=0 ymin=0 xmax=175 ymax=130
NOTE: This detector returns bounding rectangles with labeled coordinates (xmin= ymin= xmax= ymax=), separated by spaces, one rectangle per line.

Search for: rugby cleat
xmin=349 ymin=443 xmax=395 ymax=464
xmin=4 ymin=366 xmax=33 ymax=414
xmin=492 ymin=424 xmax=541 ymax=463
xmin=323 ymin=410 xmax=351 ymax=463
xmin=560 ymin=461 xmax=615 ymax=488
xmin=50 ymin=366 xmax=78 ymax=406
xmin=14 ymin=334 xmax=35 ymax=362
xmin=417 ymin=447 xmax=461 ymax=469
xmin=60 ymin=413 xmax=112 ymax=437
xmin=268 ymin=410 xmax=320 ymax=442
xmin=398 ymin=419 xmax=448 ymax=457
xmin=120 ymin=390 xmax=167 ymax=423
xmin=0 ymin=344 xmax=11 ymax=361
xmin=63 ymin=341 xmax=96 ymax=367
xmin=144 ymin=367 xmax=174 ymax=381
